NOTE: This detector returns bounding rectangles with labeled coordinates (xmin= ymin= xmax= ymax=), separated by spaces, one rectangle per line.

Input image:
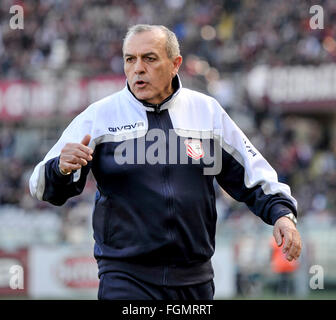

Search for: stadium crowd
xmin=1 ymin=0 xmax=336 ymax=247
xmin=1 ymin=0 xmax=336 ymax=79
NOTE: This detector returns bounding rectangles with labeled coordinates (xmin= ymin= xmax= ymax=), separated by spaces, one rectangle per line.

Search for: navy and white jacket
xmin=29 ymin=75 xmax=298 ymax=286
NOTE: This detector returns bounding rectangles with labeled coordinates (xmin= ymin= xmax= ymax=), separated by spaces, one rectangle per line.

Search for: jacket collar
xmin=125 ymin=74 xmax=182 ymax=113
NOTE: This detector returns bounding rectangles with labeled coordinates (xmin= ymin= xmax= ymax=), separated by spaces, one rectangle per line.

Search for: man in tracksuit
xmin=29 ymin=24 xmax=302 ymax=300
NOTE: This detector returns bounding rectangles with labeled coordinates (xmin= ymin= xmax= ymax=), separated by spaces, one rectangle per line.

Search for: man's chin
xmin=133 ymin=91 xmax=151 ymax=102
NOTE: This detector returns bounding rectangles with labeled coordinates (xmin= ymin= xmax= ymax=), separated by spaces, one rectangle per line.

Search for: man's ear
xmin=172 ymin=56 xmax=183 ymax=76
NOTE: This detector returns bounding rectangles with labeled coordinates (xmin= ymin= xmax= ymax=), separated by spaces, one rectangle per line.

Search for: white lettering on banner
xmin=4 ymin=84 xmax=30 ymax=116
xmin=54 ymin=257 xmax=99 ymax=288
xmin=87 ymin=79 xmax=124 ymax=103
xmin=30 ymin=84 xmax=56 ymax=114
xmin=60 ymin=82 xmax=84 ymax=113
xmin=247 ymin=64 xmax=336 ymax=105
xmin=268 ymin=67 xmax=286 ymax=103
xmin=88 ymin=80 xmax=110 ymax=102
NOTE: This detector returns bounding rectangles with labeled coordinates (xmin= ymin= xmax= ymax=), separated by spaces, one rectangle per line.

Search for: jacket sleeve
xmin=29 ymin=110 xmax=94 ymax=206
xmin=212 ymin=102 xmax=298 ymax=225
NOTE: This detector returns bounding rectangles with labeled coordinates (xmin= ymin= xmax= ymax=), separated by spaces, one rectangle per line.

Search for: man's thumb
xmin=81 ymin=134 xmax=91 ymax=146
xmin=273 ymin=227 xmax=283 ymax=247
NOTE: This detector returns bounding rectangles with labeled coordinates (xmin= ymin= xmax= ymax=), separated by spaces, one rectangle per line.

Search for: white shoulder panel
xmin=29 ymin=87 xmax=148 ymax=199
xmin=168 ymin=88 xmax=218 ymax=135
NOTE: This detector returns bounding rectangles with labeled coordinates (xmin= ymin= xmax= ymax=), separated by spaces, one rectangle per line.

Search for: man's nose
xmin=134 ymin=59 xmax=145 ymax=74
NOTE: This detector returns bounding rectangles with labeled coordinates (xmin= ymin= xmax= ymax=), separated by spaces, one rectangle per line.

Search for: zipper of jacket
xmin=153 ymin=105 xmax=175 ymax=247
xmin=154 ymin=104 xmax=175 ymax=286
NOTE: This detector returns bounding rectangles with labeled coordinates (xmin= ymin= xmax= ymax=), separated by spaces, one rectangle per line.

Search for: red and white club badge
xmin=184 ymin=138 xmax=205 ymax=160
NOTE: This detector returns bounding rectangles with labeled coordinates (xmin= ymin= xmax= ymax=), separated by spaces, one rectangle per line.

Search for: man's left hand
xmin=273 ymin=216 xmax=302 ymax=261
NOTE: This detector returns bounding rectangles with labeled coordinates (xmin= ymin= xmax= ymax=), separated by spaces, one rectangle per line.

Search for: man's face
xmin=123 ymin=29 xmax=182 ymax=104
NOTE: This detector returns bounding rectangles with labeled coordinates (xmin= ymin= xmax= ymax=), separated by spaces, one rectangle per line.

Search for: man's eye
xmin=126 ymin=57 xmax=134 ymax=62
xmin=146 ymin=57 xmax=155 ymax=62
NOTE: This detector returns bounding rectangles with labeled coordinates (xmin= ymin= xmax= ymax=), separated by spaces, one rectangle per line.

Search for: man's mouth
xmin=135 ymin=80 xmax=147 ymax=88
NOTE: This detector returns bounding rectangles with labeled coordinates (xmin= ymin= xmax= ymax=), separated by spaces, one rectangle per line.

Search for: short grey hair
xmin=122 ymin=24 xmax=181 ymax=59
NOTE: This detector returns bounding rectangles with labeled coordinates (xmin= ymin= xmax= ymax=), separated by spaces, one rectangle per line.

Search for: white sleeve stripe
xmin=36 ymin=164 xmax=46 ymax=200
xmin=214 ymin=130 xmax=298 ymax=211
xmin=29 ymin=162 xmax=46 ymax=200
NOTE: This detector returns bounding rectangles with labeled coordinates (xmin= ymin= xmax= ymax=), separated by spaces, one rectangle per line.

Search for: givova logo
xmin=109 ymin=121 xmax=145 ymax=133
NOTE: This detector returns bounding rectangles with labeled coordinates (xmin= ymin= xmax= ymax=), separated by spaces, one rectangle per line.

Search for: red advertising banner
xmin=0 ymin=75 xmax=125 ymax=120
xmin=0 ymin=247 xmax=28 ymax=296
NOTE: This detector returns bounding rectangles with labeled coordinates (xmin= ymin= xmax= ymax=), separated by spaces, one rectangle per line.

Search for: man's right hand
xmin=59 ymin=134 xmax=93 ymax=175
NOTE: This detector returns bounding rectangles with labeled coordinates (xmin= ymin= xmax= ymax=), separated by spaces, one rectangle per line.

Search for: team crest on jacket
xmin=184 ymin=138 xmax=205 ymax=160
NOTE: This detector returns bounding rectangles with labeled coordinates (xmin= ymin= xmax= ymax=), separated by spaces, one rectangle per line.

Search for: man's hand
xmin=273 ymin=216 xmax=302 ymax=262
xmin=59 ymin=134 xmax=93 ymax=175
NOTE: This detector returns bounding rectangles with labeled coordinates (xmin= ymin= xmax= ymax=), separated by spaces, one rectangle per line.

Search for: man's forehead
xmin=124 ymin=30 xmax=166 ymax=55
